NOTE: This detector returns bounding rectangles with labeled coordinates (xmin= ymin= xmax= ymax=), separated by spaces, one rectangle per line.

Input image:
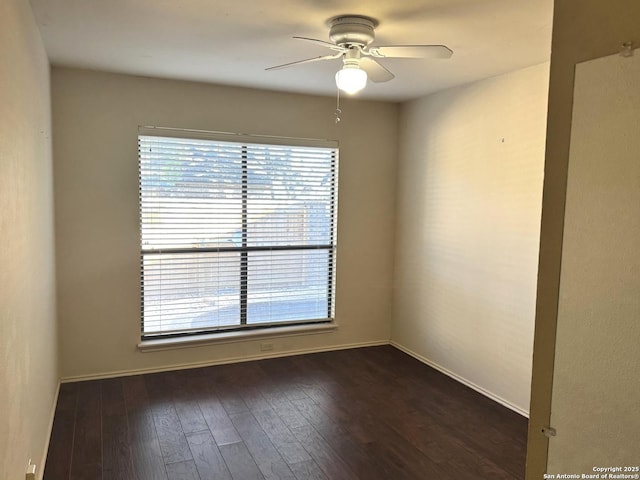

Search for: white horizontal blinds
xmin=140 ymin=137 xmax=244 ymax=249
xmin=245 ymin=144 xmax=335 ymax=247
xmin=139 ymin=134 xmax=337 ymax=337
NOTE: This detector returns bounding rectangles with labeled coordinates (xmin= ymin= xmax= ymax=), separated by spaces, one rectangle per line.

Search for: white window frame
xmin=138 ymin=126 xmax=339 ymax=341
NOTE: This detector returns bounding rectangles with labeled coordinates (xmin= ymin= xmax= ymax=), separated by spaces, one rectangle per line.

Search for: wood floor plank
xmin=185 ymin=367 xmax=243 ymax=447
xmin=197 ymin=394 xmax=242 ymax=446
xmin=69 ymin=463 xmax=102 ymax=480
xmin=186 ymin=431 xmax=232 ymax=480
xmin=201 ymin=363 xmax=250 ymax=416
xmin=101 ymin=378 xmax=135 ymax=479
xmin=145 ymin=373 xmax=193 ymax=465
xmin=251 ymin=408 xmax=311 ymax=465
xmin=290 ymin=396 xmax=404 ymax=480
xmin=313 ymin=388 xmax=448 ymax=479
xmin=289 ymin=395 xmax=355 ymax=443
xmin=259 ymin=386 xmax=310 ymax=430
xmin=226 ymin=363 xmax=273 ymax=413
xmin=167 ymin=371 xmax=209 ymax=435
xmin=259 ymin=358 xmax=310 ymax=402
xmin=230 ymin=411 xmax=296 ymax=479
xmin=219 ymin=441 xmax=265 ymax=480
xmin=165 ymin=460 xmax=200 ymax=480
xmin=290 ymin=424 xmax=356 ymax=480
xmin=69 ymin=381 xmax=102 ymax=480
xmin=366 ymin=435 xmax=452 ymax=480
xmin=122 ymin=375 xmax=168 ymax=480
xmin=288 ymin=459 xmax=328 ymax=480
xmin=44 ymin=383 xmax=78 ymax=480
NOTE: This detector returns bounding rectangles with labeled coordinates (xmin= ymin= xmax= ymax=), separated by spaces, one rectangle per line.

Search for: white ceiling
xmin=29 ymin=0 xmax=553 ymax=102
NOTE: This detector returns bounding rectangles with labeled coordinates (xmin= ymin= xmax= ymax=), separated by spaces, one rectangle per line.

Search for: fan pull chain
xmin=334 ymin=88 xmax=342 ymax=124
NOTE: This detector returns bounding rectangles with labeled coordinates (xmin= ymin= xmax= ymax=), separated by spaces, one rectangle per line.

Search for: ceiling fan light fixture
xmin=265 ymin=14 xmax=453 ymax=99
xmin=335 ymin=64 xmax=367 ymax=94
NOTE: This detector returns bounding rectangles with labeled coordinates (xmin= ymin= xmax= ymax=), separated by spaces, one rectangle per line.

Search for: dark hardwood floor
xmin=44 ymin=345 xmax=528 ymax=480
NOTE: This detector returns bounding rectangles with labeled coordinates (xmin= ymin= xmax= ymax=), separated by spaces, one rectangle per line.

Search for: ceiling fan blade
xmin=359 ymin=57 xmax=395 ymax=83
xmin=265 ymin=52 xmax=342 ymax=71
xmin=293 ymin=36 xmax=346 ymax=52
xmin=369 ymin=45 xmax=453 ymax=59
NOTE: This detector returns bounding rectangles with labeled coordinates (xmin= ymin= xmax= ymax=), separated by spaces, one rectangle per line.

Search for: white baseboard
xmin=59 ymin=340 xmax=528 ymax=417
xmin=390 ymin=341 xmax=529 ymax=418
xmin=38 ymin=380 xmax=60 ymax=480
xmin=61 ymin=340 xmax=389 ymax=383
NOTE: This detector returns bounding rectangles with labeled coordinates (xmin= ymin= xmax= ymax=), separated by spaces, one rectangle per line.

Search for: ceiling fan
xmin=266 ymin=15 xmax=453 ymax=95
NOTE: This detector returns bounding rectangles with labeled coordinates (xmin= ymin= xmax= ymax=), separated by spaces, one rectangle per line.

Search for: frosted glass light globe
xmin=335 ymin=66 xmax=367 ymax=94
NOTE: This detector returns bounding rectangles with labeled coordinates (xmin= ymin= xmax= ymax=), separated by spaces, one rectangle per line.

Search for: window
xmin=138 ymin=129 xmax=338 ymax=339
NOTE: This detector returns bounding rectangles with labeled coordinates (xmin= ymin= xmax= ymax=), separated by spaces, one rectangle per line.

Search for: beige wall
xmin=0 ymin=1 xmax=58 ymax=479
xmin=392 ymin=63 xmax=549 ymax=415
xmin=526 ymin=1 xmax=640 ymax=477
xmin=52 ymin=67 xmax=398 ymax=379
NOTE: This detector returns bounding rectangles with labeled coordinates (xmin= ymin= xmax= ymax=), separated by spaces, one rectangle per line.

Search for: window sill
xmin=137 ymin=322 xmax=338 ymax=353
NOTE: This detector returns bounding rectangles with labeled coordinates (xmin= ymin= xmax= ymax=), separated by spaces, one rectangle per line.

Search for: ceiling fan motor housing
xmin=328 ymin=15 xmax=378 ymax=47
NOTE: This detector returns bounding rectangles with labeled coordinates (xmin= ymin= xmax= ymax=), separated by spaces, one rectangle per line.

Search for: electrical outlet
xmin=260 ymin=342 xmax=274 ymax=352
xmin=26 ymin=459 xmax=36 ymax=480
